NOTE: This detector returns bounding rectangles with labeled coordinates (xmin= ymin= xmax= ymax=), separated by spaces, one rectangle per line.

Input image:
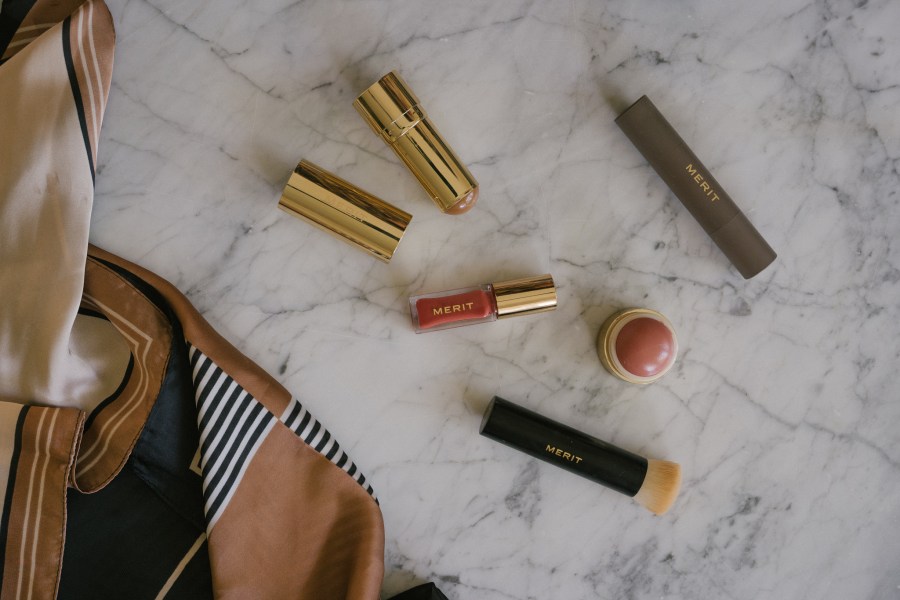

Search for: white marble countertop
xmin=90 ymin=1 xmax=900 ymax=598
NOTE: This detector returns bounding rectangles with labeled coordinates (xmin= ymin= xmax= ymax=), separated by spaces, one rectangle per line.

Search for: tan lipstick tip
xmin=445 ymin=186 xmax=479 ymax=215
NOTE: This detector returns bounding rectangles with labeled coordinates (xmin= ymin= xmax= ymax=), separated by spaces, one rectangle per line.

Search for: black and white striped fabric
xmin=279 ymin=397 xmax=376 ymax=501
xmin=188 ymin=345 xmax=376 ymax=530
xmin=189 ymin=346 xmax=276 ymax=530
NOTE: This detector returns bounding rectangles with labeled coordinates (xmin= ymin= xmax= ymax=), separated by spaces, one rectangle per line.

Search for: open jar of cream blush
xmin=597 ymin=308 xmax=678 ymax=384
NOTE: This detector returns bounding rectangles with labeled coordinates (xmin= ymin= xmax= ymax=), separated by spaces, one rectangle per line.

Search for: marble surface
xmin=89 ymin=0 xmax=900 ymax=598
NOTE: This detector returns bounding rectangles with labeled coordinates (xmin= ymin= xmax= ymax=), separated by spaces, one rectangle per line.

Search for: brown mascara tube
xmin=615 ymin=95 xmax=776 ymax=279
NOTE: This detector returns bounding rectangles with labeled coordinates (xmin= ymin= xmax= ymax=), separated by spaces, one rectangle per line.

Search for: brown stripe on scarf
xmin=73 ymin=258 xmax=172 ymax=492
xmin=207 ymin=424 xmax=384 ymax=599
xmin=87 ymin=246 xmax=297 ymax=420
xmin=64 ymin=0 xmax=114 ymax=168
xmin=0 ymin=407 xmax=83 ymax=600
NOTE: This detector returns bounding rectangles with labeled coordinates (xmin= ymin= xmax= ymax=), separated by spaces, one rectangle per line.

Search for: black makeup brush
xmin=480 ymin=396 xmax=681 ymax=515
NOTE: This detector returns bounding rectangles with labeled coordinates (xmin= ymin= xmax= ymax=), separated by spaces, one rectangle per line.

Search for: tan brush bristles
xmin=633 ymin=460 xmax=682 ymax=515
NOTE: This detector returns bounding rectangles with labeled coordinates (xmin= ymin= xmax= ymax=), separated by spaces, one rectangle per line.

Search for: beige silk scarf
xmin=0 ymin=2 xmax=385 ymax=598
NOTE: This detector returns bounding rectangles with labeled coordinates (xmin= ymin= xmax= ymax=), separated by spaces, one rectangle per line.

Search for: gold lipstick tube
xmin=278 ymin=160 xmax=412 ymax=263
xmin=354 ymin=71 xmax=479 ymax=215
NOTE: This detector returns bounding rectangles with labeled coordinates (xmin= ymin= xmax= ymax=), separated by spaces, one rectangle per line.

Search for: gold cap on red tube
xmin=493 ymin=274 xmax=557 ymax=319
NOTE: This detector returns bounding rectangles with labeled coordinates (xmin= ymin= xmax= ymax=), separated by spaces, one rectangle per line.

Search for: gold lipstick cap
xmin=354 ymin=71 xmax=479 ymax=215
xmin=493 ymin=274 xmax=557 ymax=319
xmin=278 ymin=160 xmax=412 ymax=263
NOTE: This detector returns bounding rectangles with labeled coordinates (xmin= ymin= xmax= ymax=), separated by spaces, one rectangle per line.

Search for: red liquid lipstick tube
xmin=409 ymin=274 xmax=557 ymax=333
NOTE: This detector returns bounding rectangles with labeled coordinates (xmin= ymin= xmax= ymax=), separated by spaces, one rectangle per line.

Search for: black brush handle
xmin=480 ymin=396 xmax=648 ymax=497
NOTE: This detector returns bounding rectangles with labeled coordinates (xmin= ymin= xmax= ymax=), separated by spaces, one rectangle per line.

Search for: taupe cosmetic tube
xmin=615 ymin=96 xmax=776 ymax=279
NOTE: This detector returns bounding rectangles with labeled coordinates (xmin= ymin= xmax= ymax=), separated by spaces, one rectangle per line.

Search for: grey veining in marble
xmin=90 ymin=0 xmax=900 ymax=598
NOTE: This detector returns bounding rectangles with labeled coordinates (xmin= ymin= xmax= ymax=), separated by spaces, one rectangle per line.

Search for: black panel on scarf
xmin=0 ymin=0 xmax=38 ymax=59
xmin=389 ymin=583 xmax=451 ymax=600
xmin=59 ymin=260 xmax=212 ymax=600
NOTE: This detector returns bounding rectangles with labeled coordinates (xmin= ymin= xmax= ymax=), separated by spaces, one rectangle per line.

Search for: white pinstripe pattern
xmin=86 ymin=1 xmax=106 ymax=117
xmin=12 ymin=23 xmax=56 ymax=34
xmin=6 ymin=36 xmax=42 ymax=50
xmin=14 ymin=409 xmax=60 ymax=600
xmin=74 ymin=7 xmax=99 ymax=149
xmin=25 ymin=410 xmax=59 ymax=600
xmin=75 ymin=293 xmax=152 ymax=476
xmin=14 ymin=410 xmax=46 ymax=599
